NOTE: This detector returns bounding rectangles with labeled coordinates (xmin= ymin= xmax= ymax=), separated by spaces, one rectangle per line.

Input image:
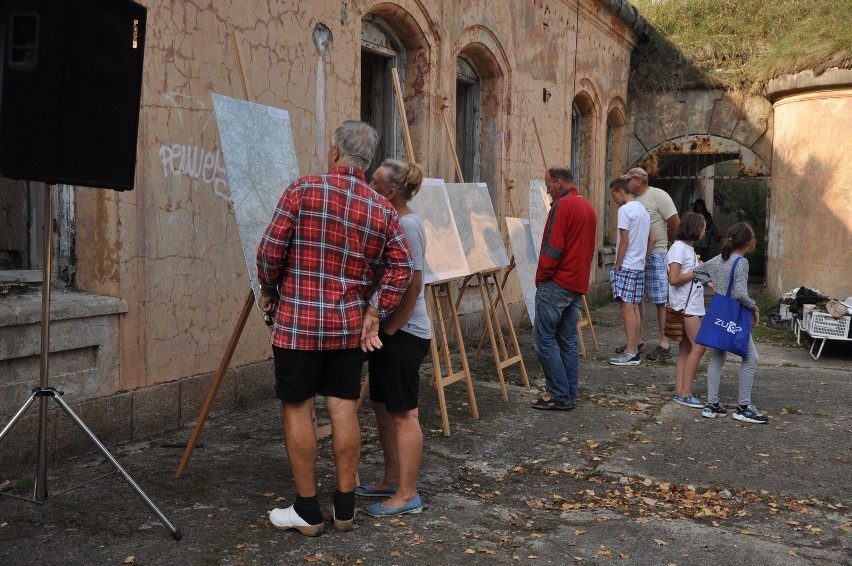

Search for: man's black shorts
xmin=273 ymin=346 xmax=364 ymax=402
xmin=368 ymin=330 xmax=431 ymax=412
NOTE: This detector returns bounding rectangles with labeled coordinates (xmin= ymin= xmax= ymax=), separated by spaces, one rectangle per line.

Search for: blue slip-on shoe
xmin=354 ymin=484 xmax=398 ymax=497
xmin=365 ymin=495 xmax=423 ymax=518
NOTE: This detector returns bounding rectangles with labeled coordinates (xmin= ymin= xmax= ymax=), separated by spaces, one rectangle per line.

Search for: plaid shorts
xmin=644 ymin=253 xmax=669 ymax=304
xmin=611 ymin=267 xmax=645 ymax=304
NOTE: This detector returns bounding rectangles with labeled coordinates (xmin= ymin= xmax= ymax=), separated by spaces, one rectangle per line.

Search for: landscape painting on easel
xmin=528 ymin=179 xmax=551 ymax=257
xmin=212 ymin=94 xmax=300 ymax=299
xmin=506 ymin=217 xmax=538 ymax=325
xmin=409 ymin=178 xmax=470 ymax=284
xmin=445 ymin=183 xmax=510 ymax=273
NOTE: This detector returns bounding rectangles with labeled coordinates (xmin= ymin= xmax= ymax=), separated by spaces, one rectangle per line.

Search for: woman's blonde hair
xmin=380 ymin=159 xmax=424 ymax=201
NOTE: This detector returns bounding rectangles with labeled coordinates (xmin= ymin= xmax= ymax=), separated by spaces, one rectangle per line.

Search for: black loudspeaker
xmin=0 ymin=0 xmax=146 ymax=191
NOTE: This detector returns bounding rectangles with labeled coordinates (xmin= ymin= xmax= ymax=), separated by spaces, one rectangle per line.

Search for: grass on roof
xmin=629 ymin=0 xmax=852 ymax=93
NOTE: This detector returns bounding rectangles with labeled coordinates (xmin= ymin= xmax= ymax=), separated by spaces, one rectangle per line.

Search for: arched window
xmin=360 ymin=16 xmax=405 ymax=176
xmin=455 ymin=56 xmax=482 ymax=183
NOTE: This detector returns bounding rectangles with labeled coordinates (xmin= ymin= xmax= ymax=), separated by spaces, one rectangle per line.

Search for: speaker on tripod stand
xmin=0 ymin=0 xmax=181 ymax=540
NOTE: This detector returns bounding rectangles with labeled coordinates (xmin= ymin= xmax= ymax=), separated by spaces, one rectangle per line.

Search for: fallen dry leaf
xmin=123 ymin=558 xmax=135 ymax=565
xmin=653 ymin=539 xmax=668 ymax=546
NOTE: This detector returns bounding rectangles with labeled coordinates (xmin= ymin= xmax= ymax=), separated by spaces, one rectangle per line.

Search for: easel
xmin=532 ymin=119 xmax=599 ymax=356
xmin=472 ymin=173 xmax=524 ymax=361
xmin=439 ymin=96 xmax=529 ymax=402
xmin=176 ymin=30 xmax=357 ymax=478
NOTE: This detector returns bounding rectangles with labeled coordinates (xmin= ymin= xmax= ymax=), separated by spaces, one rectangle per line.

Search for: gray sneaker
xmin=608 ymin=351 xmax=641 ymax=366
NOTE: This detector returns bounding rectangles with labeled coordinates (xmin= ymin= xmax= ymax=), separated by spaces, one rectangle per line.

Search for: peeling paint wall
xmin=65 ymin=0 xmax=638 ymax=394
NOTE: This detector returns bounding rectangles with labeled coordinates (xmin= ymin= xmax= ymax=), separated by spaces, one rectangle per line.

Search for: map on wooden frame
xmin=528 ymin=179 xmax=552 ymax=257
xmin=212 ymin=94 xmax=300 ymax=301
xmin=445 ymin=182 xmax=510 ymax=273
xmin=506 ymin=217 xmax=538 ymax=324
xmin=409 ymin=178 xmax=470 ymax=284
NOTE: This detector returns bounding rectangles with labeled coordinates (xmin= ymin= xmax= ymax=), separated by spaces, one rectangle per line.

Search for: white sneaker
xmin=269 ymin=505 xmax=323 ymax=536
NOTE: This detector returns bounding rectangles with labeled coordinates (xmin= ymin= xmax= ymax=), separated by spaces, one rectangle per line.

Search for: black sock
xmin=293 ymin=494 xmax=322 ymax=525
xmin=738 ymin=404 xmax=749 ymax=411
xmin=333 ymin=489 xmax=355 ymax=521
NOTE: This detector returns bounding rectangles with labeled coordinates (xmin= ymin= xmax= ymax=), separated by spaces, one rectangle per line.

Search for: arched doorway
xmin=634 ymin=135 xmax=770 ymax=274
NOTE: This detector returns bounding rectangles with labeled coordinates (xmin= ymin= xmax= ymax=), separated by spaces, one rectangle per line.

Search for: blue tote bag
xmin=695 ymin=256 xmax=752 ymax=358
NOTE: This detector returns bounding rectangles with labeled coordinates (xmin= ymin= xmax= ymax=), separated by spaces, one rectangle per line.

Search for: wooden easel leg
xmin=577 ymin=314 xmax=588 ymax=358
xmin=176 ymin=290 xmax=254 ymax=478
xmin=428 ymin=285 xmax=452 ymax=437
xmin=447 ymin=283 xmax=479 ymax=422
xmin=582 ymin=296 xmax=599 ymax=352
xmin=493 ymin=273 xmax=531 ymax=390
xmin=478 ymin=274 xmax=509 ymax=402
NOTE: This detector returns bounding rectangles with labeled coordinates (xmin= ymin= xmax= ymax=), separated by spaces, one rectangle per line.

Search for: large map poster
xmin=445 ymin=182 xmax=510 ymax=273
xmin=506 ymin=217 xmax=538 ymax=324
xmin=409 ymin=178 xmax=470 ymax=284
xmin=529 ymin=179 xmax=551 ymax=257
xmin=212 ymin=94 xmax=300 ymax=300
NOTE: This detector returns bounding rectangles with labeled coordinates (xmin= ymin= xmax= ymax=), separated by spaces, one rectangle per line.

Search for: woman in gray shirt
xmin=693 ymin=222 xmax=768 ymax=424
xmin=358 ymin=159 xmax=431 ymax=516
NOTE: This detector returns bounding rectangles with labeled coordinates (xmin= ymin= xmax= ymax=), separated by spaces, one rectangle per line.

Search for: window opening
xmin=455 ymin=56 xmax=481 ymax=183
xmin=360 ymin=17 xmax=404 ymax=178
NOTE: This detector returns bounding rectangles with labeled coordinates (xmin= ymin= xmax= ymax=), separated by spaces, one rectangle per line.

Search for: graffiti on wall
xmin=158 ymin=92 xmax=230 ymax=201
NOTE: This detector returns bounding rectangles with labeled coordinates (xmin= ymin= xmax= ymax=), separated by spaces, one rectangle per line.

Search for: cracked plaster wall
xmin=68 ymin=0 xmax=639 ymax=393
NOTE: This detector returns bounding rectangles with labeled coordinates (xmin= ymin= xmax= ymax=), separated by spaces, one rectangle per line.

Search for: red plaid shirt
xmin=257 ymin=167 xmax=412 ymax=350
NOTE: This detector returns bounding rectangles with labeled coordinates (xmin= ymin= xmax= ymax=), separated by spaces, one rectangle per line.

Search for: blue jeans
xmin=533 ymin=280 xmax=581 ymax=403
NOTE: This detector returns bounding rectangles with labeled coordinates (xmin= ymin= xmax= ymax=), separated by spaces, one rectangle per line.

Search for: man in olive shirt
xmin=620 ymin=167 xmax=680 ymax=360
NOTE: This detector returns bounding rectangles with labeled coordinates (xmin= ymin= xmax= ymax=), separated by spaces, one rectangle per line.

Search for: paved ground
xmin=1 ymin=299 xmax=850 ymax=565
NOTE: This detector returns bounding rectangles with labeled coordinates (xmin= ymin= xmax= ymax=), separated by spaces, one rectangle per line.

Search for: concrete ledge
xmin=0 ymin=289 xmax=127 ymax=327
xmin=765 ymin=67 xmax=852 ymax=102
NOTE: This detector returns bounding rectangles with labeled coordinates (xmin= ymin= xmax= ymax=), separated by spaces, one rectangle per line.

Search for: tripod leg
xmin=51 ymin=394 xmax=182 ymax=541
xmin=0 ymin=391 xmax=39 ymax=443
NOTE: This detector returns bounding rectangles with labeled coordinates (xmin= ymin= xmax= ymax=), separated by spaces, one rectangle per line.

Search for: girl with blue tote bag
xmin=693 ymin=223 xmax=768 ymax=424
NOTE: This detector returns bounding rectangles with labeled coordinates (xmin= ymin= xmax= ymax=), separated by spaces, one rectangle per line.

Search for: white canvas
xmin=506 ymin=217 xmax=538 ymax=324
xmin=212 ymin=94 xmax=300 ymax=300
xmin=409 ymin=178 xmax=470 ymax=284
xmin=528 ymin=179 xmax=552 ymax=257
xmin=445 ymin=182 xmax=510 ymax=273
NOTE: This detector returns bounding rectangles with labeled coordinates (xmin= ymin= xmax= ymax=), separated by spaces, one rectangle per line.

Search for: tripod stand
xmin=0 ymin=184 xmax=182 ymax=541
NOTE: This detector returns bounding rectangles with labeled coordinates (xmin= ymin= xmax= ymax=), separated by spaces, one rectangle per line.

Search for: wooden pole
xmin=439 ymin=95 xmax=464 ymax=182
xmin=391 ymin=68 xmax=415 ymax=163
xmin=533 ymin=118 xmax=547 ymax=170
xmin=231 ymin=30 xmax=252 ymax=101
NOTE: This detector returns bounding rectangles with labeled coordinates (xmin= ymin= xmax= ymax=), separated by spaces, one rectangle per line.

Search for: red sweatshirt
xmin=535 ymin=186 xmax=597 ymax=294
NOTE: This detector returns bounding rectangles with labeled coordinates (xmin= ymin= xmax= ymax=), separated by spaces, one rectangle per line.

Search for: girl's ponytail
xmin=721 ymin=222 xmax=754 ymax=260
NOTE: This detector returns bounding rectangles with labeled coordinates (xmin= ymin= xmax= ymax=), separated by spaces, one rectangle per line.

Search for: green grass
xmin=630 ymin=0 xmax=852 ymax=93
xmin=751 ymin=291 xmax=799 ymax=347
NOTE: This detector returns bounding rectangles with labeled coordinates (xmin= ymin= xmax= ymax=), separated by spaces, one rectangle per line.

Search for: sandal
xmin=530 ymin=396 xmax=574 ymax=411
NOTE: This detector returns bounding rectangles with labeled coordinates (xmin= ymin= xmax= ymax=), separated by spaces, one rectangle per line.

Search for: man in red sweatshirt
xmin=530 ymin=165 xmax=597 ymax=411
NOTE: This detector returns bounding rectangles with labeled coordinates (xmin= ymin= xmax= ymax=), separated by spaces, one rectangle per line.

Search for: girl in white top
xmin=667 ymin=212 xmax=707 ymax=408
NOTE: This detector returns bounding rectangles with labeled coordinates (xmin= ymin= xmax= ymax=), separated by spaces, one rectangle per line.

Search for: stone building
xmin=0 ymin=0 xmax=646 ymax=468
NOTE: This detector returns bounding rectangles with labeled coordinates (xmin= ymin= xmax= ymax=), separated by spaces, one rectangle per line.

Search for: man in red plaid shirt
xmin=257 ymin=121 xmax=413 ymax=536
